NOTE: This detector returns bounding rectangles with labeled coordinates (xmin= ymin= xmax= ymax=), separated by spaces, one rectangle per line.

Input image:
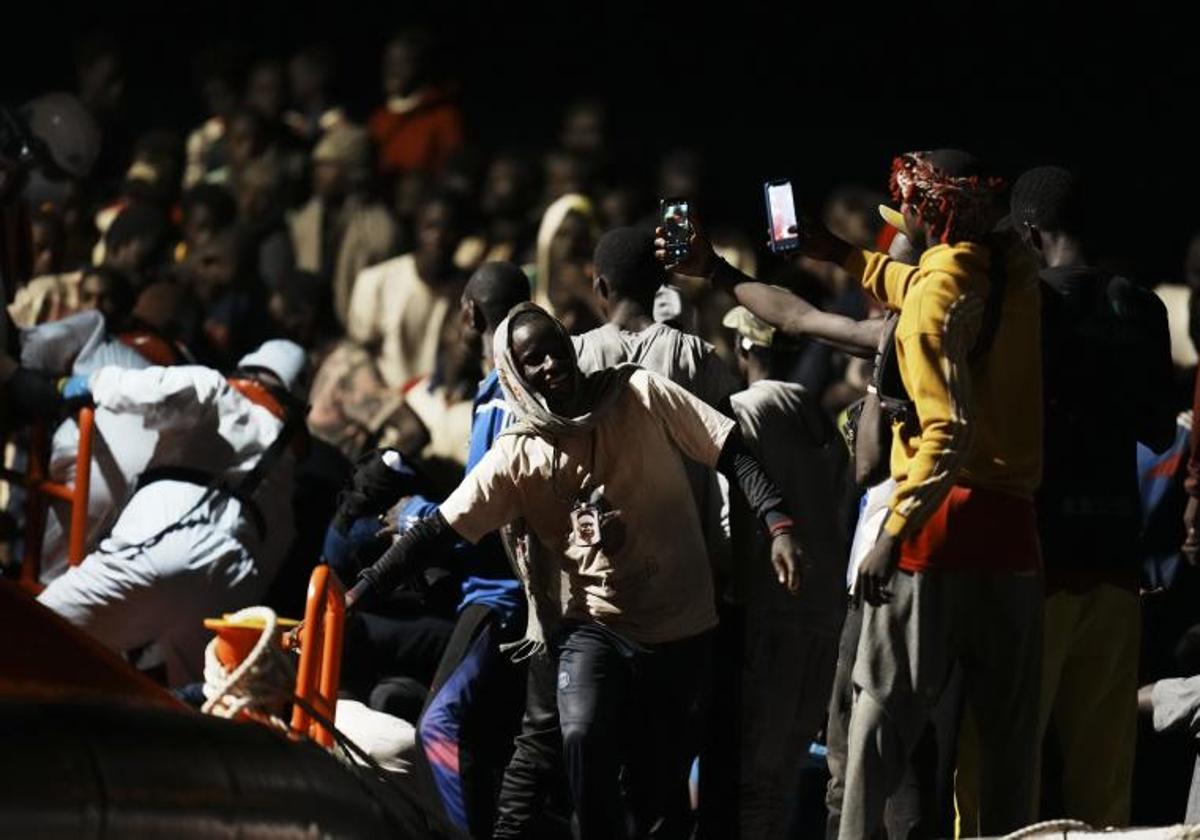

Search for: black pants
xmin=493 ymin=649 xmax=565 ymax=839
xmin=557 ymin=622 xmax=713 ymax=840
xmin=340 ymin=608 xmax=455 ymax=708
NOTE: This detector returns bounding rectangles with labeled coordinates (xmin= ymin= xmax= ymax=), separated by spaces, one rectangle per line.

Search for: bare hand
xmin=1183 ymin=496 xmax=1200 ymax=565
xmin=855 ymin=531 xmax=900 ymax=607
xmin=654 ymin=209 xmax=718 ymax=279
xmin=770 ymin=531 xmax=804 ymax=595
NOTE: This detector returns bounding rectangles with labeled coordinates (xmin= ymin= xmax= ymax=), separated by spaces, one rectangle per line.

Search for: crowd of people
xmin=4 ymin=27 xmax=1200 ymax=840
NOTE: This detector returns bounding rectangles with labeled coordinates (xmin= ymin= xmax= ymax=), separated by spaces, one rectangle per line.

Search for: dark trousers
xmin=825 ymin=602 xmax=962 ymax=840
xmin=415 ymin=604 xmax=524 ymax=839
xmin=493 ymin=648 xmax=565 ymax=839
xmin=557 ymin=622 xmax=713 ymax=840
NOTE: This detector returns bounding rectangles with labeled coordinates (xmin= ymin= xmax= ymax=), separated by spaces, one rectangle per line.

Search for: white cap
xmin=237 ymin=340 xmax=308 ymax=398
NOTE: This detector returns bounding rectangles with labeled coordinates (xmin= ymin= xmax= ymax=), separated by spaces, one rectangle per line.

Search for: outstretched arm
xmin=728 ymin=280 xmax=884 ymax=358
xmin=715 ymin=429 xmax=802 ymax=593
xmin=346 ymin=510 xmax=461 ymax=609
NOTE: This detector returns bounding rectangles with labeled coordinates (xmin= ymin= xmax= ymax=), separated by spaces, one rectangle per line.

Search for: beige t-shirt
xmin=346 ymin=253 xmax=457 ymax=389
xmin=440 ymin=369 xmax=735 ymax=644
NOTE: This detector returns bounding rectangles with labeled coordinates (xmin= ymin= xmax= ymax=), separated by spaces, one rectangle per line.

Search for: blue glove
xmin=60 ymin=375 xmax=91 ymax=402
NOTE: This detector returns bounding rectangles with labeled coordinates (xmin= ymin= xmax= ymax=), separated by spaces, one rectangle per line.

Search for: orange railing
xmin=0 ymin=406 xmax=94 ymax=593
xmin=289 ymin=565 xmax=345 ymax=748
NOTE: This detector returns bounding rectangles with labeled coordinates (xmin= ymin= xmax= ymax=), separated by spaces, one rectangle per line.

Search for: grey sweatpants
xmin=839 ymin=569 xmax=1043 ymax=839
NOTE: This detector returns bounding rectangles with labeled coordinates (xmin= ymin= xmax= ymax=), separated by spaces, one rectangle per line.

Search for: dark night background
xmin=0 ymin=0 xmax=1192 ymax=281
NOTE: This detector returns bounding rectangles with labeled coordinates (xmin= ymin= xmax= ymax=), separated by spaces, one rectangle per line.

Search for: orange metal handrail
xmin=1 ymin=406 xmax=95 ymax=592
xmin=289 ymin=564 xmax=345 ymax=748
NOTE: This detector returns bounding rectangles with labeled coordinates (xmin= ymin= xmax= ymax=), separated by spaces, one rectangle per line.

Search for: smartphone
xmin=764 ymin=179 xmax=800 ymax=253
xmin=659 ymin=197 xmax=691 ymax=267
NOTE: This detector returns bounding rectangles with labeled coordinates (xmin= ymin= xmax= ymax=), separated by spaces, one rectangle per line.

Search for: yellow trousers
xmin=958 ymin=584 xmax=1139 ymax=834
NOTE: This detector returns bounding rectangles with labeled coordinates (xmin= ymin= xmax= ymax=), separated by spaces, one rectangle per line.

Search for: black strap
xmin=969 ymin=237 xmax=1008 ymax=363
xmin=137 ymin=466 xmax=266 ymax=538
xmin=232 ymin=408 xmax=302 ymax=500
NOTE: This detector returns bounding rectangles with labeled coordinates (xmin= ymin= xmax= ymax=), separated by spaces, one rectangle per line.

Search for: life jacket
xmin=228 ymin=377 xmax=309 ymax=459
xmin=118 ymin=329 xmax=184 ymax=367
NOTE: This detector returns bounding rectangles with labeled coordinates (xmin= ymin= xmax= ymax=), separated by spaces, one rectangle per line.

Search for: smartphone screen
xmin=764 ymin=180 xmax=800 ymax=253
xmin=660 ymin=197 xmax=690 ymax=266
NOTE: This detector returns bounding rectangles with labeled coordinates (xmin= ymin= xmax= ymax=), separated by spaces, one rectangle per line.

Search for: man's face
xmin=268 ymin=291 xmax=316 ymax=345
xmin=289 ymin=55 xmax=324 ymax=104
xmin=544 ymin=153 xmax=584 ymax=203
xmin=30 ymin=221 xmax=62 ymax=277
xmin=247 ymin=64 xmax=285 ymax=121
xmin=183 ymin=204 xmax=216 ymax=251
xmin=460 ymin=295 xmax=484 ymax=350
xmin=237 ymin=181 xmax=272 ymax=221
xmin=900 ymin=203 xmax=929 ymax=253
xmin=202 ymin=77 xmax=238 ymax=120
xmin=549 ymin=211 xmax=592 ymax=266
xmin=481 ymin=158 xmax=527 ymax=218
xmin=415 ymin=201 xmax=459 ymax=266
xmin=561 ymin=105 xmax=605 ymax=158
xmin=227 ymin=116 xmax=263 ymax=170
xmin=382 ymin=41 xmax=420 ymax=97
xmin=886 ymin=231 xmax=919 ymax=265
xmin=313 ymin=161 xmax=345 ymax=202
xmin=191 ymin=238 xmax=238 ymax=301
xmin=510 ymin=314 xmax=579 ymax=413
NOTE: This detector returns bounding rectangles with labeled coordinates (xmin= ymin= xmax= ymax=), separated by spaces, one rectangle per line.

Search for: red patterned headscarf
xmin=889 ymin=151 xmax=1006 ymax=244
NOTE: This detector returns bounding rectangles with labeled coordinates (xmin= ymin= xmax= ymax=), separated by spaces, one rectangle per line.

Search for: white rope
xmin=201 ymin=606 xmax=296 ymax=726
xmin=1000 ymin=819 xmax=1093 ymax=839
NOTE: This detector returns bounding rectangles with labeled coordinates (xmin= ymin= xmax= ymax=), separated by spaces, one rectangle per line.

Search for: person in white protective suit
xmin=38 ymin=339 xmax=307 ymax=686
xmin=18 ymin=308 xmax=152 ymax=580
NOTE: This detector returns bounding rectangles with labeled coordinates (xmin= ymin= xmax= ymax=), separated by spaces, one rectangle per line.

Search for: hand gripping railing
xmin=289 ymin=564 xmax=345 ymax=748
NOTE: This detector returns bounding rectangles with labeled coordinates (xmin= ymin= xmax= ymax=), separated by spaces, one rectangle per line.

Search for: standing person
xmin=664 ymin=149 xmax=1043 ymax=837
xmin=576 ymin=226 xmax=740 ymax=836
xmin=289 ymin=124 xmax=397 ymax=326
xmin=697 ymin=226 xmax=964 ymax=839
xmin=575 ymin=227 xmax=738 ymax=410
xmin=349 ymin=303 xmax=803 ymax=840
xmin=722 ymin=306 xmax=848 ymax=840
xmin=1011 ymin=167 xmax=1174 ymax=827
xmin=346 ymin=191 xmax=465 ymax=389
xmin=330 ymin=262 xmax=533 ymax=838
xmin=494 ymin=228 xmax=740 ymax=839
xmin=368 ymin=30 xmax=465 ymax=181
xmin=284 ymin=46 xmax=348 ymax=146
xmin=233 ymin=154 xmax=296 ymax=292
xmin=184 ymin=46 xmax=241 ymax=189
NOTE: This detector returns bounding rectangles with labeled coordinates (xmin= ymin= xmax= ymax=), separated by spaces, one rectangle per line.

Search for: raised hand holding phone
xmin=764 ymin=179 xmax=800 ymax=254
xmin=654 ymin=200 xmax=718 ymax=279
xmin=659 ymin=197 xmax=692 ymax=268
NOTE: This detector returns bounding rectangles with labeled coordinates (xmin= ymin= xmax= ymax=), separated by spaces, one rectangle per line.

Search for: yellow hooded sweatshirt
xmin=845 ymin=240 xmax=1042 ymax=540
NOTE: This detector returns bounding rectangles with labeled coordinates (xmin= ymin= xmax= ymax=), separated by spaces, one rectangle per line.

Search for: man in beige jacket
xmin=289 ymin=124 xmax=396 ymax=326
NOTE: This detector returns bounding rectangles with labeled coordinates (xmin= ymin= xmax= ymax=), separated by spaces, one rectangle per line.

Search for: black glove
xmin=332 ymin=448 xmax=429 ymax=535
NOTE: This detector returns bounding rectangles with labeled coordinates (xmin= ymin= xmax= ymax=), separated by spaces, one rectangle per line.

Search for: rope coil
xmin=201 ymin=606 xmax=296 ymax=728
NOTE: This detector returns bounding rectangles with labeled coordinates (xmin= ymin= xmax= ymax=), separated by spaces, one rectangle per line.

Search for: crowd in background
xmin=4 ymin=25 xmax=1200 ymax=840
